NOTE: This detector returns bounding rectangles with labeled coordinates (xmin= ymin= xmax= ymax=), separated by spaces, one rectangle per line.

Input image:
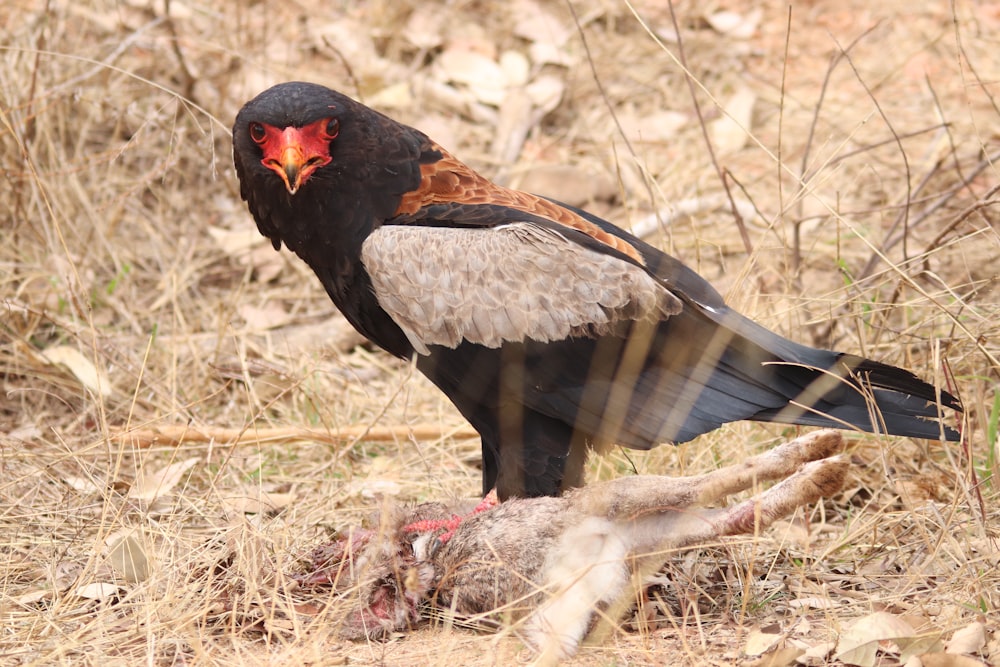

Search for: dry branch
xmin=111 ymin=423 xmax=479 ymax=448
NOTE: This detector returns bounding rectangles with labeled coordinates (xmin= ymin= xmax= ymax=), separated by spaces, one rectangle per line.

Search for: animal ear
xmin=340 ymin=582 xmax=406 ymax=639
xmin=367 ymin=580 xmax=402 ymax=621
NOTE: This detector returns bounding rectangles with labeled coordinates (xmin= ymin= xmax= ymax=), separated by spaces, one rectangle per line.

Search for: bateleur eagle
xmin=232 ymin=81 xmax=961 ymax=499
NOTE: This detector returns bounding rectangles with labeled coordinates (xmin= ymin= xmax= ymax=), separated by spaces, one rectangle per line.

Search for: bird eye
xmin=325 ymin=118 xmax=340 ymax=139
xmin=248 ymin=122 xmax=266 ymax=144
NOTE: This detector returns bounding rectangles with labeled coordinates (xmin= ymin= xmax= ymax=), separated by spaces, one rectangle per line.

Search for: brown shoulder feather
xmin=395 ymin=145 xmax=645 ymax=265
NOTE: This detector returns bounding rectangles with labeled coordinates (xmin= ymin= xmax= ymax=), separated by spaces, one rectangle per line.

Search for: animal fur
xmin=300 ymin=430 xmax=847 ymax=662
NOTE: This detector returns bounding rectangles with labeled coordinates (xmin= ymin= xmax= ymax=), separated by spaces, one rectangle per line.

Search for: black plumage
xmin=233 ymin=82 xmax=961 ymax=499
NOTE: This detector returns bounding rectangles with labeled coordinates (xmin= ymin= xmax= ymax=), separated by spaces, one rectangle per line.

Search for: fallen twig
xmin=110 ymin=423 xmax=479 ymax=448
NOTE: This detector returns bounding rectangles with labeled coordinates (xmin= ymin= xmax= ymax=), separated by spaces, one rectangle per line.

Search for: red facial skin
xmin=249 ymin=118 xmax=339 ymax=194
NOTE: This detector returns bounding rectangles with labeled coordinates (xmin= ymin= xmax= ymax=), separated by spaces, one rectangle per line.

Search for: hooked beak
xmin=264 ymin=145 xmax=306 ymax=195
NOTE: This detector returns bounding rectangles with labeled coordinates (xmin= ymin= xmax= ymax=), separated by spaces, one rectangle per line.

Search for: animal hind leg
xmin=583 ymin=431 xmax=847 ymax=647
xmin=581 ymin=429 xmax=846 ymax=521
xmin=709 ymin=455 xmax=848 ymax=539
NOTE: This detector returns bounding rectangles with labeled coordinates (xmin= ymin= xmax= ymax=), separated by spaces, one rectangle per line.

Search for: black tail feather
xmin=735 ymin=329 xmax=961 ymax=441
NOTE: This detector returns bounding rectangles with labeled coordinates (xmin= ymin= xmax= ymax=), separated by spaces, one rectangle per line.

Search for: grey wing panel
xmin=361 ymin=223 xmax=682 ymax=354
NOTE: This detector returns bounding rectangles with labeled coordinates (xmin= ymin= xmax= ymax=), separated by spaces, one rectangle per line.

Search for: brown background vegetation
xmin=2 ymin=0 xmax=998 ymax=664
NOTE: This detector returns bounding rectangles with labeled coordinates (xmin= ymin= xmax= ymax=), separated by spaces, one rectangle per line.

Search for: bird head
xmin=233 ymin=82 xmax=344 ymax=196
xmin=233 ymin=82 xmax=428 ymax=254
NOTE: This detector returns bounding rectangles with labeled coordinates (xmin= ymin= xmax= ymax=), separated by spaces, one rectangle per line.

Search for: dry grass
xmin=1 ymin=0 xmax=998 ymax=665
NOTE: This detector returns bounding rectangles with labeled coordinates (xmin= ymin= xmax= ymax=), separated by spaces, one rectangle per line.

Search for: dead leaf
xmin=267 ymin=315 xmax=366 ymax=354
xmin=62 ymin=475 xmax=103 ymax=494
xmin=897 ymin=634 xmax=946 ymax=661
xmin=920 ymin=653 xmax=988 ymax=667
xmin=494 ymin=89 xmax=542 ymax=163
xmin=895 ymin=475 xmax=949 ymax=507
xmin=350 ymin=456 xmax=404 ymax=499
xmin=73 ymin=582 xmax=120 ymax=600
xmin=792 ymin=617 xmax=812 ymax=635
xmin=246 ymin=244 xmax=285 ymax=284
xmin=106 ymin=530 xmax=150 ymax=583
xmin=525 ymin=75 xmax=565 ymax=114
xmin=799 ymin=640 xmax=836 ymax=665
xmin=946 ymin=622 xmax=987 ymax=655
xmin=617 ymin=110 xmax=688 ymax=144
xmin=42 ymin=345 xmax=112 ymax=397
xmin=238 ymin=302 xmax=292 ymax=331
xmin=836 ymin=612 xmax=942 ymax=667
xmin=9 ymin=423 xmax=41 ymax=441
xmin=52 ymin=560 xmax=82 ymax=590
xmin=369 ymin=81 xmax=414 ymax=110
xmin=705 ymin=9 xmax=763 ymax=39
xmin=745 ymin=625 xmax=784 ymax=655
xmin=444 ymin=23 xmax=496 ymax=60
xmin=514 ymin=0 xmax=573 ymax=67
xmin=499 ymin=50 xmax=530 ymax=88
xmin=207 ymin=225 xmax=265 ymax=255
xmin=416 ymin=78 xmax=498 ymax=125
xmin=529 ymin=41 xmax=573 ymax=68
xmin=749 ymin=646 xmax=803 ymax=667
xmin=128 ymin=457 xmax=199 ymax=502
xmin=263 ymin=615 xmax=297 ymax=636
xmin=513 ymin=0 xmax=570 ymax=46
xmin=207 ymin=225 xmax=285 ymax=283
xmin=403 ymin=6 xmax=446 ymax=50
xmin=16 ymin=589 xmax=53 ymax=606
xmin=769 ymin=518 xmax=816 ymax=548
xmin=711 ymin=86 xmax=756 ymax=154
xmin=310 ymin=17 xmax=380 ymax=66
xmin=436 ymin=48 xmax=507 ymax=106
